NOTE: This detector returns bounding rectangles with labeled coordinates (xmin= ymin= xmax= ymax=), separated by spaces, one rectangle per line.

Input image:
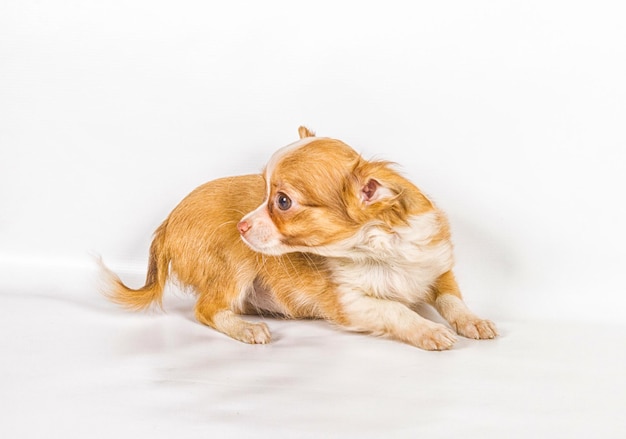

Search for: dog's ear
xmin=350 ymin=159 xmax=432 ymax=221
xmin=298 ymin=126 xmax=316 ymax=139
xmin=352 ymin=160 xmax=397 ymax=206
xmin=359 ymin=178 xmax=396 ymax=205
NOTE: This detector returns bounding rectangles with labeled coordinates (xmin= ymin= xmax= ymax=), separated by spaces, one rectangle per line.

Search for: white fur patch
xmin=324 ymin=212 xmax=454 ymax=305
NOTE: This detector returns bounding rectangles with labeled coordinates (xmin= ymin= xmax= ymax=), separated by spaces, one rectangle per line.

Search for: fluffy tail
xmin=99 ymin=221 xmax=169 ymax=310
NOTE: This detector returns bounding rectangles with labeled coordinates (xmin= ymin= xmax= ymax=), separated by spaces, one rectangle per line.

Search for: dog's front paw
xmin=454 ymin=317 xmax=498 ymax=340
xmin=236 ymin=321 xmax=272 ymax=344
xmin=414 ymin=324 xmax=457 ymax=351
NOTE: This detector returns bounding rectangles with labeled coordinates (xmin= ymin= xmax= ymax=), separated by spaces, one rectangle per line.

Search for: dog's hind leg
xmin=193 ymin=281 xmax=271 ymax=345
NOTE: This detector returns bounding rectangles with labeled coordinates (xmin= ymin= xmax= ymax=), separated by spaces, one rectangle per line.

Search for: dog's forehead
xmin=265 ymin=136 xmax=319 ymax=178
xmin=266 ymin=138 xmax=358 ymax=177
xmin=264 ymin=138 xmax=360 ymax=206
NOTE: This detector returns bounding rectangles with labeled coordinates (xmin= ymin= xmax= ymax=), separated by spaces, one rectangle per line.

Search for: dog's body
xmin=101 ymin=127 xmax=497 ymax=350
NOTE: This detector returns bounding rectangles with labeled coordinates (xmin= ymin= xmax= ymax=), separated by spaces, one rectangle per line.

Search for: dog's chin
xmin=240 ymin=237 xmax=292 ymax=256
xmin=240 ymin=233 xmax=358 ymax=259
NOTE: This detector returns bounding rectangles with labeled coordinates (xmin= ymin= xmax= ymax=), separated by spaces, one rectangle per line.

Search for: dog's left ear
xmin=359 ymin=178 xmax=395 ymax=205
xmin=298 ymin=126 xmax=316 ymax=139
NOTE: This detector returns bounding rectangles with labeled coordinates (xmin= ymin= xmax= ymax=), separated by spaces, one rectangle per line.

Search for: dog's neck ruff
xmin=311 ymin=212 xmax=446 ymax=261
xmin=323 ymin=211 xmax=454 ymax=302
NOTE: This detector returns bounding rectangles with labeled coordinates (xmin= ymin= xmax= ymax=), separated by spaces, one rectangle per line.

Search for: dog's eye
xmin=276 ymin=192 xmax=292 ymax=211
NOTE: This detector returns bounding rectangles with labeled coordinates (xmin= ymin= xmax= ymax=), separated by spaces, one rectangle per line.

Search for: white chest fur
xmin=326 ymin=212 xmax=454 ymax=304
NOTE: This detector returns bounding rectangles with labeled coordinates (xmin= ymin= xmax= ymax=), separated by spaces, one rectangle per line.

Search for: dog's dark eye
xmin=276 ymin=192 xmax=292 ymax=211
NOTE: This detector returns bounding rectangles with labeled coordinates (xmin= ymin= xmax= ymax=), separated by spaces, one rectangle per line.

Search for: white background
xmin=1 ymin=1 xmax=625 ymax=438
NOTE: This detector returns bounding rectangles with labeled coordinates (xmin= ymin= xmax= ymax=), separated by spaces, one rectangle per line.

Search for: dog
xmin=100 ymin=126 xmax=497 ymax=350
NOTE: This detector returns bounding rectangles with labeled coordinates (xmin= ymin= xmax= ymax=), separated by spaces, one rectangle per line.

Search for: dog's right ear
xmin=298 ymin=126 xmax=316 ymax=139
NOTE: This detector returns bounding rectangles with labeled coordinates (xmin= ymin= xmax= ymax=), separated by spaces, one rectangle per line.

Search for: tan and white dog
xmin=101 ymin=127 xmax=497 ymax=350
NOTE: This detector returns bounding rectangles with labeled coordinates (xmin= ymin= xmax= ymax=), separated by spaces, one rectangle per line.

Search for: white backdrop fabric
xmin=1 ymin=1 xmax=625 ymax=438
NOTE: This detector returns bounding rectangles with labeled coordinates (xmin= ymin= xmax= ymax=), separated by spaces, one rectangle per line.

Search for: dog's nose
xmin=237 ymin=220 xmax=251 ymax=235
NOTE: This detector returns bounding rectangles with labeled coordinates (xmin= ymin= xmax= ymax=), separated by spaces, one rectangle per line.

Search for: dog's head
xmin=237 ymin=127 xmax=434 ymax=257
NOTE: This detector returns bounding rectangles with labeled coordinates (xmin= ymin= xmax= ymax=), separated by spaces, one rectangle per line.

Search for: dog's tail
xmin=99 ymin=221 xmax=169 ymax=310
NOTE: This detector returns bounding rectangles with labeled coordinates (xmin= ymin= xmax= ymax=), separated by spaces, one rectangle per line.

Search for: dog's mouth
xmin=239 ymin=233 xmax=290 ymax=256
xmin=240 ymin=229 xmax=326 ymax=257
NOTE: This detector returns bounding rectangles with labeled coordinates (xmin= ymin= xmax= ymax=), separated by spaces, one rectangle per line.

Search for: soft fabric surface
xmin=2 ymin=266 xmax=624 ymax=439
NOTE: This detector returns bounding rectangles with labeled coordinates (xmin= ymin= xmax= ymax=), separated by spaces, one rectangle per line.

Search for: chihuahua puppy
xmin=101 ymin=127 xmax=497 ymax=350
